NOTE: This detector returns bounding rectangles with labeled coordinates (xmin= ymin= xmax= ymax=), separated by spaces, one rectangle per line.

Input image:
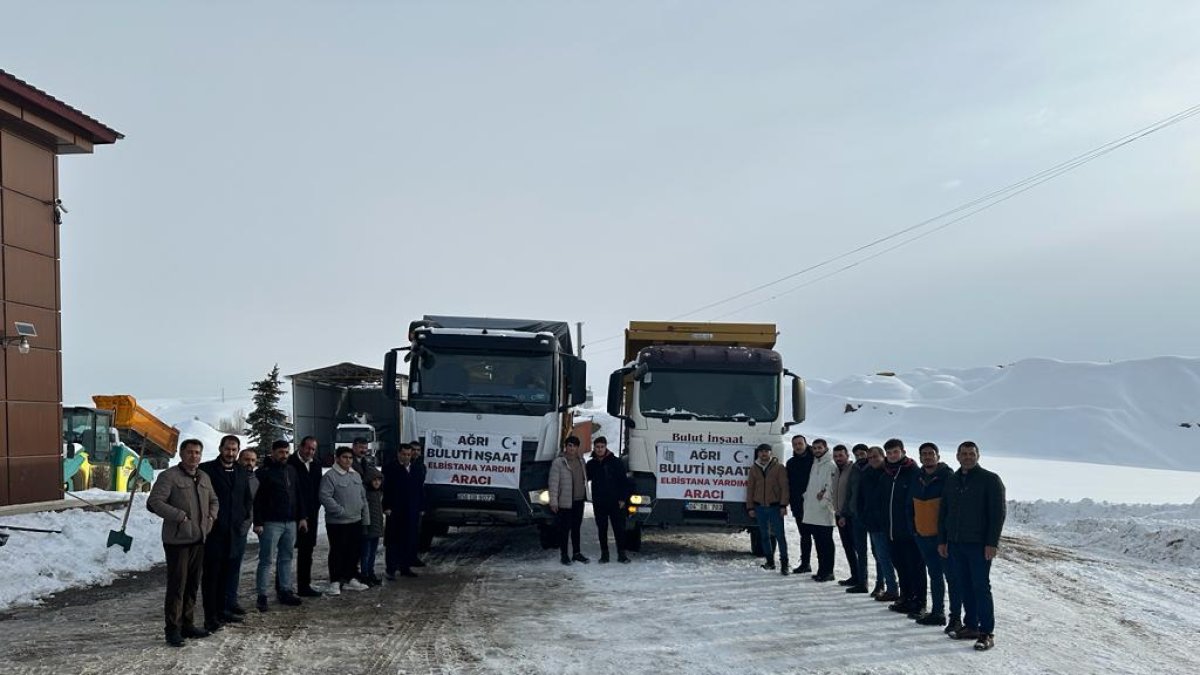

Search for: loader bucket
xmin=106 ymin=528 xmax=133 ymax=553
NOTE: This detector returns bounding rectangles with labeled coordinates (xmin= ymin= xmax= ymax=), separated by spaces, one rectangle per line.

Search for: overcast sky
xmin=5 ymin=2 xmax=1200 ymax=404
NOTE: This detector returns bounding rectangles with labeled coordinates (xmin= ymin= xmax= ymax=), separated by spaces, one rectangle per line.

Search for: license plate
xmin=458 ymin=493 xmax=495 ymax=502
xmin=684 ymin=502 xmax=724 ymax=512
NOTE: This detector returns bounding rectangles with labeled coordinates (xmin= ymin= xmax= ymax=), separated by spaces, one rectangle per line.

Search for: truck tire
xmin=749 ymin=527 xmax=764 ymax=556
xmin=625 ymin=525 xmax=643 ymax=552
xmin=538 ymin=524 xmax=557 ymax=550
xmin=418 ymin=521 xmax=438 ymax=552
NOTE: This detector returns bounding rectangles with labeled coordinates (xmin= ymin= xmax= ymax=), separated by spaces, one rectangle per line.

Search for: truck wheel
xmin=625 ymin=525 xmax=642 ymax=552
xmin=537 ymin=524 xmax=557 ymax=550
xmin=418 ymin=522 xmax=437 ymax=552
xmin=749 ymin=527 xmax=764 ymax=556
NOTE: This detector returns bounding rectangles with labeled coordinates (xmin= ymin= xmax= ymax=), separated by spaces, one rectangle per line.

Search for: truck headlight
xmin=528 ymin=490 xmax=550 ymax=506
xmin=629 ymin=494 xmax=651 ymax=505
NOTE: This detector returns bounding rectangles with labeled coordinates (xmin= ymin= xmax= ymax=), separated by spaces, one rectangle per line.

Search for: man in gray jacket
xmin=321 ymin=446 xmax=371 ymax=594
xmin=147 ymin=438 xmax=220 ymax=647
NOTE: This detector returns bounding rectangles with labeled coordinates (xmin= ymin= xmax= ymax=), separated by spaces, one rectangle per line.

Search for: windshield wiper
xmin=470 ymin=393 xmax=539 ymax=414
xmin=420 ymin=392 xmax=482 ymax=411
xmin=643 ymin=410 xmax=698 ymax=421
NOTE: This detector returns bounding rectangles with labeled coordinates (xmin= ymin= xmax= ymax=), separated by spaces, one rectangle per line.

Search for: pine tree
xmin=247 ymin=364 xmax=287 ymax=449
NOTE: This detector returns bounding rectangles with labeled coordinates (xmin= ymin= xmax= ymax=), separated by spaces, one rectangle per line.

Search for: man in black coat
xmin=585 ymin=436 xmax=633 ymax=563
xmin=938 ymin=441 xmax=1006 ymax=651
xmin=253 ymin=440 xmax=309 ymax=612
xmin=198 ymin=435 xmax=253 ymax=632
xmin=288 ymin=436 xmax=324 ymax=596
xmin=382 ymin=444 xmax=426 ymax=578
xmin=881 ymin=438 xmax=926 ymax=616
xmin=785 ymin=435 xmax=814 ymax=573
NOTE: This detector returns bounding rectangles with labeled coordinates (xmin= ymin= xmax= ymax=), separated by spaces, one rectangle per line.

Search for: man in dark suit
xmin=198 ymin=435 xmax=253 ymax=632
xmin=382 ymin=444 xmax=426 ymax=578
xmin=288 ymin=435 xmax=324 ymax=596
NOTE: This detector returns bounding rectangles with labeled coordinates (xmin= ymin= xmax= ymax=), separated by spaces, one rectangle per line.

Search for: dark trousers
xmin=851 ymin=518 xmax=870 ymax=586
xmin=163 ymin=542 xmax=204 ymax=633
xmin=226 ymin=530 xmax=249 ymax=607
xmin=793 ymin=514 xmax=812 ymax=566
xmin=804 ymin=523 xmax=835 ymax=576
xmin=385 ymin=512 xmax=420 ymax=573
xmin=361 ymin=536 xmax=380 ymax=578
xmin=950 ymin=542 xmax=995 ymax=634
xmin=594 ymin=503 xmax=627 ymax=557
xmin=890 ymin=536 xmax=927 ymax=606
xmin=201 ymin=529 xmax=235 ymax=624
xmin=837 ymin=518 xmax=860 ymax=582
xmin=558 ymin=500 xmax=585 ymax=558
xmin=296 ymin=524 xmax=317 ymax=591
xmin=326 ymin=522 xmax=362 ymax=584
xmin=916 ymin=535 xmax=957 ymax=617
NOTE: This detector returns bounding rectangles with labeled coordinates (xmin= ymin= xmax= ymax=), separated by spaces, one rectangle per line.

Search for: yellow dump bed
xmin=623 ymin=321 xmax=778 ymax=363
xmin=92 ymin=395 xmax=181 ymax=458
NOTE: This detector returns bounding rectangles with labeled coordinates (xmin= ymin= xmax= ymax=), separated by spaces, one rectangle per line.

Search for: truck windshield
xmin=639 ymin=371 xmax=779 ymax=422
xmin=415 ymin=348 xmax=555 ymax=405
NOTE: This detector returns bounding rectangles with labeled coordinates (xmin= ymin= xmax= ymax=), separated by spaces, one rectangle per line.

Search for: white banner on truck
xmin=655 ymin=442 xmax=756 ymax=502
xmin=425 ymin=431 xmax=522 ymax=489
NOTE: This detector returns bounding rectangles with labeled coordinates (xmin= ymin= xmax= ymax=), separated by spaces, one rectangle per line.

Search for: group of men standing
xmin=147 ymin=434 xmax=428 ymax=647
xmin=747 ymin=435 xmax=1007 ymax=652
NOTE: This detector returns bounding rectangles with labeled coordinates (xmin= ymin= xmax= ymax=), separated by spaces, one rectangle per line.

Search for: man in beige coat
xmin=548 ymin=435 xmax=589 ymax=565
xmin=746 ymin=443 xmax=790 ymax=574
xmin=148 ymin=438 xmax=220 ymax=647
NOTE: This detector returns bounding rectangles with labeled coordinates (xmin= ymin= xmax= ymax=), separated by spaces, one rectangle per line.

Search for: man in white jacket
xmin=801 ymin=440 xmax=838 ymax=582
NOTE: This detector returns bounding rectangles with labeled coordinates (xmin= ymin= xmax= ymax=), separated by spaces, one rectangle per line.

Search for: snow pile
xmin=1009 ymin=498 xmax=1200 ymax=566
xmin=0 ymin=490 xmax=163 ymax=611
xmin=801 ymin=356 xmax=1200 ymax=471
xmin=170 ymin=418 xmax=250 ymax=465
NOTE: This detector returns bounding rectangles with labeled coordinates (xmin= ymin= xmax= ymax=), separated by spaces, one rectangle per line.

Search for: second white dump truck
xmin=607 ymin=321 xmax=805 ymax=553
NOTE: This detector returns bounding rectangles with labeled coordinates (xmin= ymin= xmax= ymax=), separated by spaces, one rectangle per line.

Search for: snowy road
xmin=1 ymin=515 xmax=1198 ymax=675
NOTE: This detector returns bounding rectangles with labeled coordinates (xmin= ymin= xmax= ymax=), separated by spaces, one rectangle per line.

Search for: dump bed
xmin=623 ymin=321 xmax=777 ymax=364
xmin=92 ymin=395 xmax=180 ymax=457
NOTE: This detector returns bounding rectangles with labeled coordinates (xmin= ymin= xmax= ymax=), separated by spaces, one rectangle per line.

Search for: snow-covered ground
xmin=0 ymin=489 xmax=160 ymax=611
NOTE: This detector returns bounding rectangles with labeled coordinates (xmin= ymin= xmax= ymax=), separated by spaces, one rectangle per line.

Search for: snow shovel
xmin=107 ymin=453 xmax=148 ymax=553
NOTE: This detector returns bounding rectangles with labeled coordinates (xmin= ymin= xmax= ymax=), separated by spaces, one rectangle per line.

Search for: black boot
xmin=761 ymin=559 xmax=776 ymax=571
xmin=165 ymin=629 xmax=184 ymax=648
xmin=780 ymin=559 xmax=790 ymax=576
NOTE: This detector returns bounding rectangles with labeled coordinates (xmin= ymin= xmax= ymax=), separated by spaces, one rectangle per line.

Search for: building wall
xmin=0 ymin=126 xmax=62 ymax=506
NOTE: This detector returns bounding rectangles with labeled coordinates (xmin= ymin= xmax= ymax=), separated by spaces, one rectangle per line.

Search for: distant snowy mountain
xmin=800 ymin=356 xmax=1200 ymax=471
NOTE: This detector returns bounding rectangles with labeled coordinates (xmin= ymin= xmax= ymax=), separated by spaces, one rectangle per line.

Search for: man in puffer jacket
xmin=548 ymin=436 xmax=588 ymax=565
xmin=320 ymin=447 xmax=370 ymax=595
xmin=910 ymin=442 xmax=956 ymax=629
xmin=746 ymin=443 xmax=790 ymax=574
xmin=802 ymin=440 xmax=838 ymax=581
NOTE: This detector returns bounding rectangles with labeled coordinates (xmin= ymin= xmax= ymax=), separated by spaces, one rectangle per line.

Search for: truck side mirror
xmin=384 ymin=350 xmax=398 ymax=400
xmin=607 ymin=369 xmax=628 ymax=417
xmin=785 ymin=372 xmax=806 ymax=430
xmin=561 ymin=355 xmax=588 ymax=409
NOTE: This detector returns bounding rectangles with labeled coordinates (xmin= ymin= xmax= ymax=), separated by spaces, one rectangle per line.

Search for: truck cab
xmin=607 ymin=322 xmax=804 ymax=552
xmin=385 ymin=316 xmax=587 ymax=543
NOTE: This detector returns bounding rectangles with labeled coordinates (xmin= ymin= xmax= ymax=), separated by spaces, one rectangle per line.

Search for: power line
xmin=584 ymin=101 xmax=1200 ymax=349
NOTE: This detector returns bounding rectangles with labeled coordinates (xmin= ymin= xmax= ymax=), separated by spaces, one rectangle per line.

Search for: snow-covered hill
xmin=800 ymin=356 xmax=1200 ymax=471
